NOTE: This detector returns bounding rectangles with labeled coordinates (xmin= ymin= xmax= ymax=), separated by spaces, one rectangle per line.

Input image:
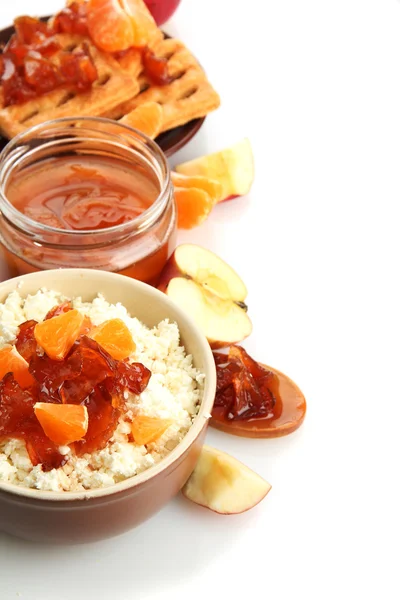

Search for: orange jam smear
xmin=6 ymin=156 xmax=159 ymax=231
xmin=0 ymin=304 xmax=151 ymax=471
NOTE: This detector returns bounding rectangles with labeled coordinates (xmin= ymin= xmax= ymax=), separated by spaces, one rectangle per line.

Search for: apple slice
xmin=158 ymin=244 xmax=252 ymax=348
xmin=174 ymin=138 xmax=254 ymax=202
xmin=182 ymin=445 xmax=271 ymax=514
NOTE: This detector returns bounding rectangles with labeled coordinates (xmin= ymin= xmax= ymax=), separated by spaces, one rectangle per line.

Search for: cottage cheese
xmin=0 ymin=289 xmax=205 ymax=492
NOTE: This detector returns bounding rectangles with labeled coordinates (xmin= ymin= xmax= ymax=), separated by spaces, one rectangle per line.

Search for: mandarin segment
xmin=131 ymin=415 xmax=173 ymax=445
xmin=89 ymin=318 xmax=135 ymax=360
xmin=0 ymin=346 xmax=35 ymax=389
xmin=34 ymin=309 xmax=85 ymax=360
xmin=174 ymin=186 xmax=215 ymax=229
xmin=87 ymin=0 xmax=160 ymax=52
xmin=120 ymin=102 xmax=163 ymax=139
xmin=34 ymin=402 xmax=89 ymax=446
xmin=122 ymin=0 xmax=162 ymax=47
xmin=171 ymin=172 xmax=223 ymax=203
xmin=87 ymin=0 xmax=135 ymax=53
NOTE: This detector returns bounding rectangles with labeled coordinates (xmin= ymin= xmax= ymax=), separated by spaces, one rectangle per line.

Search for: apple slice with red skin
xmin=143 ymin=0 xmax=182 ymax=26
xmin=158 ymin=244 xmax=252 ymax=348
xmin=211 ymin=363 xmax=307 ymax=438
xmin=182 ymin=445 xmax=271 ymax=514
xmin=175 ymin=138 xmax=254 ymax=203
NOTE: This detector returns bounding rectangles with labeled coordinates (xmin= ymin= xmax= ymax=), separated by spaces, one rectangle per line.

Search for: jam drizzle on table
xmin=0 ymin=303 xmax=151 ymax=471
xmin=0 ymin=4 xmax=172 ymax=107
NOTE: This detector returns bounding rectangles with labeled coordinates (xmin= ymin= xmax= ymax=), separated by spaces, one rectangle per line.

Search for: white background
xmin=1 ymin=0 xmax=400 ymax=598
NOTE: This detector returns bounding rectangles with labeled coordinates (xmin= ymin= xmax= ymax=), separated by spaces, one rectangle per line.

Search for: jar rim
xmin=0 ymin=116 xmax=171 ymax=240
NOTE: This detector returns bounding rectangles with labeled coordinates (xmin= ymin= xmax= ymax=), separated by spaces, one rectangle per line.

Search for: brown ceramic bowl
xmin=0 ymin=269 xmax=216 ymax=544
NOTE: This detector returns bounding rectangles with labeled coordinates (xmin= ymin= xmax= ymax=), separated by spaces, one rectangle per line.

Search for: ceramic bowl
xmin=0 ymin=269 xmax=216 ymax=544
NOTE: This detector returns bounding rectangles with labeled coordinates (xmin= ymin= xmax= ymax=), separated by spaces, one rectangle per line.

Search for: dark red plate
xmin=0 ymin=19 xmax=205 ymax=156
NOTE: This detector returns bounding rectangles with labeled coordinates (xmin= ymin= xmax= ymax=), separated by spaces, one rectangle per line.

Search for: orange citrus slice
xmin=122 ymin=0 xmax=161 ymax=47
xmin=120 ymin=102 xmax=163 ymax=139
xmin=34 ymin=309 xmax=85 ymax=361
xmin=34 ymin=402 xmax=89 ymax=446
xmin=0 ymin=347 xmax=35 ymax=388
xmin=131 ymin=415 xmax=173 ymax=445
xmin=87 ymin=0 xmax=160 ymax=52
xmin=174 ymin=186 xmax=215 ymax=229
xmin=87 ymin=0 xmax=134 ymax=52
xmin=171 ymin=172 xmax=223 ymax=204
xmin=90 ymin=318 xmax=135 ymax=360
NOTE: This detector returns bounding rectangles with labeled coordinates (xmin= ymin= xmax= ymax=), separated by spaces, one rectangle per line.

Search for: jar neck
xmin=0 ymin=117 xmax=172 ymax=248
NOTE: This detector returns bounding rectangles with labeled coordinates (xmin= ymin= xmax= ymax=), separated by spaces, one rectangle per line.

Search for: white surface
xmin=0 ymin=0 xmax=399 ymax=598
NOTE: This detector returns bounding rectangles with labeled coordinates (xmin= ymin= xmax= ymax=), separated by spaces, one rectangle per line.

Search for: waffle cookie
xmin=0 ymin=34 xmax=140 ymax=139
xmin=107 ymin=38 xmax=221 ymax=132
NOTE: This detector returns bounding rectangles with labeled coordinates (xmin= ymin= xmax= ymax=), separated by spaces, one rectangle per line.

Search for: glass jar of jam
xmin=0 ymin=117 xmax=176 ymax=285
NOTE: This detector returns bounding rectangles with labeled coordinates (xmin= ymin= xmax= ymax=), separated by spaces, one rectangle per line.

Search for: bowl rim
xmin=0 ymin=269 xmax=216 ymax=502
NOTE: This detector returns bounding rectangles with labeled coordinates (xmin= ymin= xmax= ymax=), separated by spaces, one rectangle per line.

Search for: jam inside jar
xmin=0 ymin=118 xmax=176 ymax=285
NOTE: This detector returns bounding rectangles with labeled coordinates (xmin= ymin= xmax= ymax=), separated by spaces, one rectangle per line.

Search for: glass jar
xmin=0 ymin=117 xmax=177 ymax=285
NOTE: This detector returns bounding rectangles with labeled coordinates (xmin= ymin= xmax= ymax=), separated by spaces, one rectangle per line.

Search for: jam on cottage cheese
xmin=0 ymin=289 xmax=204 ymax=491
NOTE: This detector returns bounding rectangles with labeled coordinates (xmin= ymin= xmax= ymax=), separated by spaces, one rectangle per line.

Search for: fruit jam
xmin=0 ymin=302 xmax=151 ymax=471
xmin=0 ymin=8 xmax=173 ymax=107
xmin=0 ymin=118 xmax=176 ymax=284
xmin=211 ymin=346 xmax=307 ymax=438
xmin=7 ymin=156 xmax=158 ymax=231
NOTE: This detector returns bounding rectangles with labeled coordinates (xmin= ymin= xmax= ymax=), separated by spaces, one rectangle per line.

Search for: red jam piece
xmin=60 ymin=339 xmax=114 ymax=405
xmin=25 ymin=425 xmax=67 ymax=471
xmin=24 ymin=52 xmax=63 ymax=94
xmin=213 ymin=346 xmax=277 ymax=421
xmin=58 ymin=44 xmax=98 ymax=91
xmin=141 ymin=48 xmax=173 ymax=85
xmin=29 ymin=351 xmax=83 ymax=403
xmin=0 ymin=373 xmax=37 ymax=433
xmin=14 ymin=15 xmax=52 ymax=45
xmin=51 ymin=2 xmax=89 ymax=37
xmin=16 ymin=319 xmax=38 ymax=363
xmin=0 ymin=14 xmax=97 ymax=107
xmin=115 ymin=361 xmax=151 ymax=395
xmin=74 ymin=385 xmax=119 ymax=455
xmin=45 ymin=301 xmax=73 ymax=320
